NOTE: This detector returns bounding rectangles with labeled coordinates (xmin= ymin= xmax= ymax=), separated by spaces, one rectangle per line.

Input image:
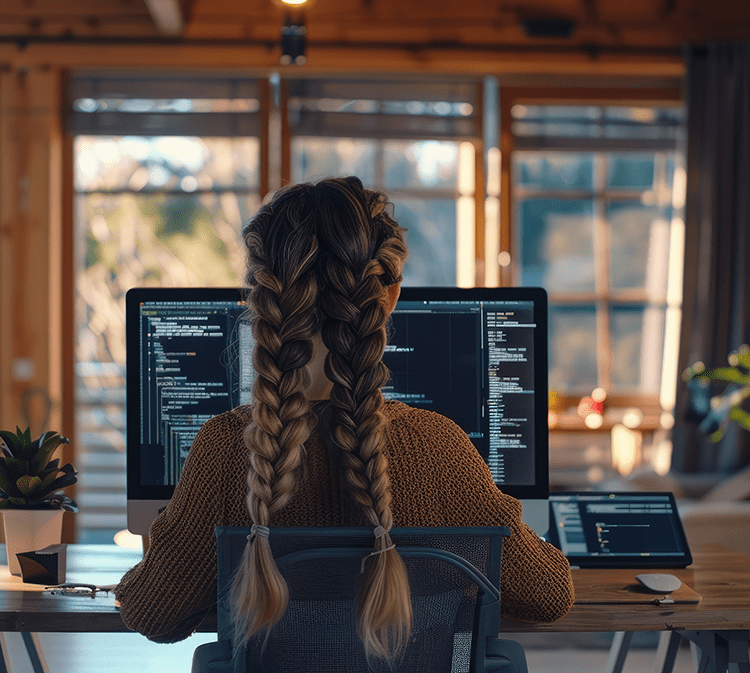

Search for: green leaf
xmin=16 ymin=475 xmax=43 ymax=496
xmin=729 ymin=407 xmax=750 ymax=432
xmin=17 ymin=437 xmax=39 ymax=461
xmin=697 ymin=367 xmax=750 ymax=384
xmin=0 ymin=469 xmax=20 ymax=498
xmin=3 ymin=457 xmax=29 ymax=479
xmin=41 ymin=471 xmax=78 ymax=496
xmin=29 ymin=431 xmax=68 ymax=471
xmin=37 ymin=459 xmax=61 ymax=480
xmin=0 ymin=429 xmax=23 ymax=457
xmin=40 ymin=470 xmax=61 ymax=491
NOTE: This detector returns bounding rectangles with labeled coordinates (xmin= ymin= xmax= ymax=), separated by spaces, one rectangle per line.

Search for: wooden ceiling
xmin=0 ymin=0 xmax=747 ymax=74
xmin=2 ymin=0 xmax=749 ymax=47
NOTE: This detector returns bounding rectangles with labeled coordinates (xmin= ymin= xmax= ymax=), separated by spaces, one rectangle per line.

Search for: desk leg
xmin=21 ymin=633 xmax=50 ymax=673
xmin=0 ymin=634 xmax=9 ymax=673
xmin=677 ymin=630 xmax=750 ymax=673
xmin=655 ymin=631 xmax=683 ymax=673
xmin=605 ymin=631 xmax=635 ymax=673
xmin=0 ymin=633 xmax=49 ymax=673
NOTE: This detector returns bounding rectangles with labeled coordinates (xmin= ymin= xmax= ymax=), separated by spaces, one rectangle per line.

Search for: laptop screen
xmin=547 ymin=492 xmax=692 ymax=568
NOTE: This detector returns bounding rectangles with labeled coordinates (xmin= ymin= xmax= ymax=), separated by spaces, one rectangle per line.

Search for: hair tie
xmin=247 ymin=524 xmax=270 ymax=542
xmin=373 ymin=525 xmax=387 ymax=538
xmin=360 ymin=543 xmax=396 ymax=574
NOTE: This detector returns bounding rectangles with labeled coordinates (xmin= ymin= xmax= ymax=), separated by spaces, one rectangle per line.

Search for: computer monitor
xmin=126 ymin=286 xmax=549 ymax=535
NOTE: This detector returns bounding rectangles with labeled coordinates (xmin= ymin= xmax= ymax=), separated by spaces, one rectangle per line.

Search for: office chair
xmin=192 ymin=526 xmax=528 ymax=673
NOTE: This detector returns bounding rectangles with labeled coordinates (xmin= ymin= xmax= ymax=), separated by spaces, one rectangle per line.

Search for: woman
xmin=115 ymin=176 xmax=575 ymax=657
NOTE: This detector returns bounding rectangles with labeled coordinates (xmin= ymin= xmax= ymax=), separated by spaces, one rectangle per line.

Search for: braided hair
xmin=230 ymin=177 xmax=410 ymax=660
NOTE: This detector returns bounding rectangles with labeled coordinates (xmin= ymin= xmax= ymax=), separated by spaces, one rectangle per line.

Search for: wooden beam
xmin=0 ymin=40 xmax=685 ymax=78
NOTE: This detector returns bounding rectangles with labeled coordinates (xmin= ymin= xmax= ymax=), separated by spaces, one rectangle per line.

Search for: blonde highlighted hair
xmin=230 ymin=176 xmax=411 ymax=660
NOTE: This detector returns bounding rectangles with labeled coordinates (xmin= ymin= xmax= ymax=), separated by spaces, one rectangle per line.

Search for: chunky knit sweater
xmin=115 ymin=401 xmax=575 ymax=641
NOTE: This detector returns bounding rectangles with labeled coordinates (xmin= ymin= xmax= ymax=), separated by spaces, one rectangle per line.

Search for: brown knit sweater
xmin=115 ymin=401 xmax=575 ymax=641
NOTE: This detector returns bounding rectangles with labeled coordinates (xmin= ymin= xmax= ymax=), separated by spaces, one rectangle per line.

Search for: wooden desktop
xmin=0 ymin=543 xmax=747 ymax=673
xmin=498 ymin=544 xmax=750 ymax=673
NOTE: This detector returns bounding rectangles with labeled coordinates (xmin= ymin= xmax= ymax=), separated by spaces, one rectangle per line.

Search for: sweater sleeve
xmin=114 ymin=410 xmax=248 ymax=642
xmin=386 ymin=405 xmax=575 ymax=623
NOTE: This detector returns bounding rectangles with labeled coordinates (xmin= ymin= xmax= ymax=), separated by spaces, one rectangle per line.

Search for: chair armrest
xmin=191 ymin=641 xmax=233 ymax=673
xmin=484 ymin=637 xmax=529 ymax=673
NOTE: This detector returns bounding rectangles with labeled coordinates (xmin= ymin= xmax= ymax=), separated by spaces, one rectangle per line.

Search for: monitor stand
xmin=127 ymin=498 xmax=169 ymax=538
xmin=521 ymin=498 xmax=550 ymax=538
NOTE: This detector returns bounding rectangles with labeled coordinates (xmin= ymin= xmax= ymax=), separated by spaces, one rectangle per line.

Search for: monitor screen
xmin=126 ymin=286 xmax=549 ymax=535
xmin=383 ymin=287 xmax=548 ymax=500
xmin=125 ymin=287 xmax=252 ymax=534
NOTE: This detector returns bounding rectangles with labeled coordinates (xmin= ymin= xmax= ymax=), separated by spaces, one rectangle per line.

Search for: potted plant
xmin=0 ymin=426 xmax=78 ymax=576
xmin=683 ymin=344 xmax=750 ymax=442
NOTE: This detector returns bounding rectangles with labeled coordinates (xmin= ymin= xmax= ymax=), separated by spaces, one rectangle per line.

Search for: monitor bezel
xmin=394 ymin=286 xmax=549 ymax=501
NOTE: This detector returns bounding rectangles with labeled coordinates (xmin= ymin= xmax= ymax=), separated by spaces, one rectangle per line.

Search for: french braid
xmin=231 ymin=185 xmax=321 ymax=644
xmin=315 ymin=178 xmax=411 ymax=660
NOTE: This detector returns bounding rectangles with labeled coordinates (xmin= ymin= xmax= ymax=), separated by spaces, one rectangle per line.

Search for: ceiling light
xmin=280 ymin=15 xmax=307 ymax=65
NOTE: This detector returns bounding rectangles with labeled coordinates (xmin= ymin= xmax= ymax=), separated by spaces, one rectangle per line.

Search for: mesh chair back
xmin=215 ymin=527 xmax=509 ymax=673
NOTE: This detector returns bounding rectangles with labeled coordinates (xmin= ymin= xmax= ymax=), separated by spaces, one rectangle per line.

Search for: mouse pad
xmin=573 ymin=569 xmax=702 ymax=604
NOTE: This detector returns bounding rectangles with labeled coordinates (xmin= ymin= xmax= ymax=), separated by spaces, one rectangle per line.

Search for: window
xmin=70 ymin=74 xmax=484 ymax=543
xmin=502 ymin=93 xmax=686 ymax=482
xmin=287 ymin=78 xmax=481 ymax=287
xmin=69 ymin=76 xmax=686 ymax=541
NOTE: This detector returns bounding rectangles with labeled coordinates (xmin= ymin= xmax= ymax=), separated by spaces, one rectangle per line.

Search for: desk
xmin=0 ymin=544 xmax=139 ymax=673
xmin=499 ymin=544 xmax=750 ymax=673
xmin=0 ymin=543 xmax=748 ymax=673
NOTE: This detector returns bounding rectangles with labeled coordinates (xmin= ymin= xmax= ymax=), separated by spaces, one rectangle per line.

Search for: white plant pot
xmin=2 ymin=509 xmax=65 ymax=576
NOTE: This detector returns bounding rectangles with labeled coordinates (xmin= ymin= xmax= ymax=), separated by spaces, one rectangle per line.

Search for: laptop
xmin=546 ymin=491 xmax=693 ymax=568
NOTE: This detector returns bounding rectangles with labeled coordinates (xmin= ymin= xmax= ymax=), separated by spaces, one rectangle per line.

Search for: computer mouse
xmin=635 ymin=573 xmax=682 ymax=593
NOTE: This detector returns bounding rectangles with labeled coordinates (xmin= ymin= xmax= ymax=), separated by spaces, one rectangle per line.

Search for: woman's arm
xmin=114 ymin=410 xmax=248 ymax=642
xmin=385 ymin=404 xmax=575 ymax=622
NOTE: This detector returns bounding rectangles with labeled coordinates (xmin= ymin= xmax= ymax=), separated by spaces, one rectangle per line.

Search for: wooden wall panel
xmin=0 ymin=67 xmax=74 ymax=539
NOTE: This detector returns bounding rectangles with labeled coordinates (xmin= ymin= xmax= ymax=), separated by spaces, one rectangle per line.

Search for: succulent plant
xmin=0 ymin=427 xmax=78 ymax=510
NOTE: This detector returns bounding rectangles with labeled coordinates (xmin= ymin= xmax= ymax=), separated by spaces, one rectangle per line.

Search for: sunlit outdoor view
xmin=292 ymin=137 xmax=463 ymax=287
xmin=512 ymin=105 xmax=685 ymax=398
xmin=287 ymin=79 xmax=478 ymax=288
xmin=74 ymin=133 xmax=260 ymax=541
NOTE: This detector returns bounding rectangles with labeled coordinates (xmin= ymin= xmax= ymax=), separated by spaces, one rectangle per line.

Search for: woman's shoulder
xmin=384 ymin=400 xmax=467 ymax=437
xmin=194 ymin=405 xmax=251 ymax=444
